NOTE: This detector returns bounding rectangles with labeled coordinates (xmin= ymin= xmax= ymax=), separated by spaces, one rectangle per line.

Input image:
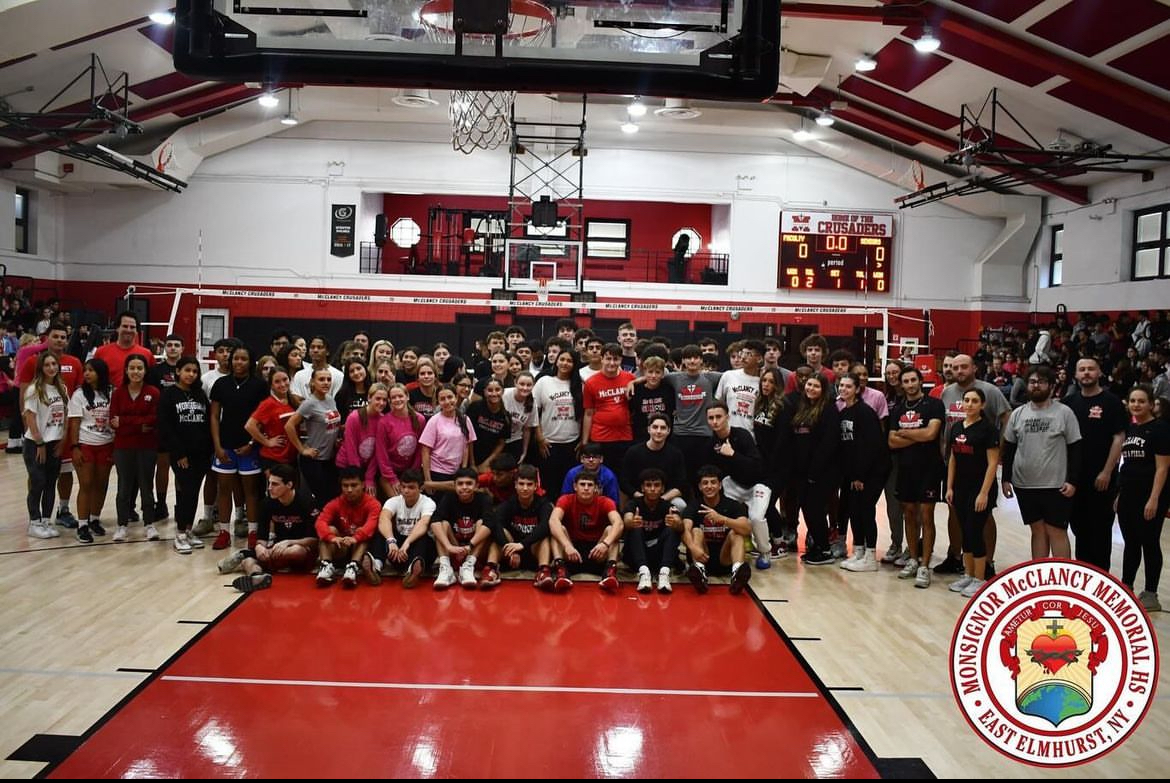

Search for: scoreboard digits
xmin=778 ymin=211 xmax=894 ymax=292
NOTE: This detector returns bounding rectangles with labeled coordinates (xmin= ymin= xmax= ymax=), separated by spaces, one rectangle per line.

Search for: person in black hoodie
xmin=837 ymin=374 xmax=890 ymax=573
xmin=705 ymin=401 xmax=775 ymax=570
xmin=158 ymin=356 xmax=213 ymax=555
xmin=781 ymin=374 xmax=839 ymax=566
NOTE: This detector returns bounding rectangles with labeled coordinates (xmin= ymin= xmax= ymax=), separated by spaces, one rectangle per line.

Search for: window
xmin=584 ymin=219 xmax=630 ymax=259
xmin=1049 ymin=225 xmax=1063 ymax=287
xmin=1132 ymin=204 xmax=1170 ymax=280
xmin=671 ymin=227 xmax=702 ymax=257
xmin=15 ymin=188 xmax=29 ymax=253
xmin=390 ymin=217 xmax=421 ymax=248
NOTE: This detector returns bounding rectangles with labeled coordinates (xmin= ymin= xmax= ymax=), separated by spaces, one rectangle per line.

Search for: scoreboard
xmin=779 ymin=210 xmax=894 ymax=292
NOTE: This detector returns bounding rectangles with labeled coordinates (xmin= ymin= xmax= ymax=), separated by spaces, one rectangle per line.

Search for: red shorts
xmin=79 ymin=442 xmax=115 ymax=467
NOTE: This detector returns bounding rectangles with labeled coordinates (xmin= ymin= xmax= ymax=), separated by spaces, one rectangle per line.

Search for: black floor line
xmin=114 ymin=668 xmax=155 ymax=674
xmin=747 ymin=585 xmax=936 ymax=780
xmin=32 ymin=593 xmax=248 ymax=778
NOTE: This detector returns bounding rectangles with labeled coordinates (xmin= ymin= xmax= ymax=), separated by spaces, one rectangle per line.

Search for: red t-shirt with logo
xmin=583 ymin=371 xmax=636 ymax=442
xmin=555 ymin=493 xmax=617 ymax=543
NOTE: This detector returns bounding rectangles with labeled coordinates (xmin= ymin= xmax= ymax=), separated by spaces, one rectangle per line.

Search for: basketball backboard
xmin=174 ymin=0 xmax=779 ymax=100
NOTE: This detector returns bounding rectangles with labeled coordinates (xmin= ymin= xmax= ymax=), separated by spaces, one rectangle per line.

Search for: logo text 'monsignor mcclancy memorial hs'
xmin=950 ymin=559 xmax=1158 ymax=767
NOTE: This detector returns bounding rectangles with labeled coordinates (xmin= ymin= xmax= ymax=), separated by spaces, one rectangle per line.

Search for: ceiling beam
xmin=802 ymin=87 xmax=1089 ymax=204
xmin=780 ymin=3 xmax=919 ymax=25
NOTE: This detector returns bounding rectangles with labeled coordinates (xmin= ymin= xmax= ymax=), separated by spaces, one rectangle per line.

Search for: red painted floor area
xmin=49 ymin=579 xmax=878 ymax=779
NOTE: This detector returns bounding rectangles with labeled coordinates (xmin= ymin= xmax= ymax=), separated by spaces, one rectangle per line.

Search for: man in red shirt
xmin=19 ymin=322 xmax=84 ymax=527
xmin=581 ymin=343 xmax=637 ymax=480
xmin=548 ymin=470 xmax=625 ymax=592
xmin=94 ymin=311 xmax=154 ymax=389
xmin=314 ymin=467 xmax=381 ymax=588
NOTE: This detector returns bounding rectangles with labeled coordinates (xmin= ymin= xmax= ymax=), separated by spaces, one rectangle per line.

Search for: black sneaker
xmin=985 ymin=561 xmax=996 ymax=579
xmin=232 ymin=573 xmax=272 ymax=593
xmin=933 ymin=556 xmax=964 ymax=575
xmin=154 ymin=502 xmax=169 ymax=521
xmin=77 ymin=526 xmax=94 ymax=544
xmin=56 ymin=509 xmax=79 ymax=529
xmin=801 ymin=549 xmax=835 ymax=566
xmin=89 ymin=520 xmax=107 ymax=537
xmin=729 ymin=561 xmax=752 ymax=595
xmin=686 ymin=562 xmax=709 ymax=594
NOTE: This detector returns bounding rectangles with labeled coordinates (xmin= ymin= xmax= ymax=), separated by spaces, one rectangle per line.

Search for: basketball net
xmin=536 ymin=276 xmax=550 ymax=303
xmin=420 ymin=0 xmax=554 ymax=154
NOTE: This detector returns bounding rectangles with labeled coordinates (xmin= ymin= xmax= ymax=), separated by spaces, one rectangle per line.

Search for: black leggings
xmin=539 ymin=442 xmax=577 ymax=497
xmin=1118 ymin=482 xmax=1168 ymax=593
xmin=300 ymin=457 xmax=338 ymax=511
xmin=171 ymin=454 xmax=211 ymax=531
xmin=792 ymin=476 xmax=835 ymax=553
xmin=845 ymin=471 xmax=888 ymax=550
xmin=953 ymin=490 xmax=994 ymax=558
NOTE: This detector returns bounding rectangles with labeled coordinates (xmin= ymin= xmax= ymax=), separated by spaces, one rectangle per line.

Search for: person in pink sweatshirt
xmin=336 ymin=383 xmax=387 ymax=495
xmin=375 ymin=384 xmax=425 ymax=498
xmin=314 ymin=467 xmax=382 ymax=588
xmin=109 ymin=354 xmax=160 ymax=542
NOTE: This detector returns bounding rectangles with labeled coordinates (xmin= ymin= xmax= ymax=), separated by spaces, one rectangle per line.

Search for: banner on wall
xmin=330 ymin=204 xmax=356 ymax=257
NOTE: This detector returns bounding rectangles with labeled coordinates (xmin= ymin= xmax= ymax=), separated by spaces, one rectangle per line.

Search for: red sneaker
xmin=534 ymin=565 xmax=553 ymax=591
xmin=599 ymin=563 xmax=620 ymax=592
xmin=247 ymin=531 xmax=258 ymax=550
xmin=212 ymin=530 xmax=231 ymax=550
xmin=553 ymin=564 xmax=573 ymax=593
xmin=479 ymin=565 xmax=501 ymax=590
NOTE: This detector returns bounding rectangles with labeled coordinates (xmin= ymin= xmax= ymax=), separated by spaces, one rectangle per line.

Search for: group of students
xmin=16 ymin=312 xmax=1169 ymax=609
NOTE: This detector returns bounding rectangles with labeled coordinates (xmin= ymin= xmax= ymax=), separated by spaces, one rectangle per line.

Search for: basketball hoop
xmin=536 ymin=276 xmax=550 ymax=303
xmin=419 ymin=0 xmax=554 ymax=154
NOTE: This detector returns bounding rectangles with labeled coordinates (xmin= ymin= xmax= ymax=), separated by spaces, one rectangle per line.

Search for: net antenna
xmin=420 ymin=0 xmax=555 ymax=154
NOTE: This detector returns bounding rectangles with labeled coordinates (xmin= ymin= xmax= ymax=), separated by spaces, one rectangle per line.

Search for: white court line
xmin=163 ymin=675 xmax=820 ymax=699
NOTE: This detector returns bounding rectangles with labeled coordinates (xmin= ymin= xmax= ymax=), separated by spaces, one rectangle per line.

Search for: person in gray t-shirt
xmin=1001 ymin=366 xmax=1082 ymax=560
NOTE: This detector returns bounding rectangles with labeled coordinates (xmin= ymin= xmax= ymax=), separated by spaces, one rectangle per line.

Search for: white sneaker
xmin=842 ymin=549 xmax=880 ymax=572
xmin=341 ymin=561 xmax=360 ymax=588
xmin=316 ymin=561 xmax=336 ymax=587
xmin=960 ymin=578 xmax=985 ymax=598
xmin=187 ymin=532 xmax=205 ymax=549
xmin=145 ymin=524 xmax=160 ymax=541
xmin=173 ymin=533 xmax=192 ymax=554
xmin=434 ymin=561 xmax=456 ymax=591
xmin=914 ymin=566 xmax=931 ymax=589
xmin=217 ymin=550 xmax=247 ymax=574
xmin=840 ymin=545 xmax=865 ymax=567
xmin=657 ymin=569 xmax=672 ymax=593
xmin=459 ymin=559 xmax=478 ymax=589
xmin=27 ymin=520 xmax=54 ymax=539
xmin=949 ymin=574 xmax=974 ymax=593
xmin=112 ymin=525 xmax=128 ymax=543
xmin=637 ymin=568 xmax=652 ymax=593
xmin=893 ymin=549 xmax=912 ymax=567
xmin=881 ymin=543 xmax=901 ymax=563
xmin=45 ymin=520 xmax=61 ymax=538
xmin=897 ymin=558 xmax=919 ymax=579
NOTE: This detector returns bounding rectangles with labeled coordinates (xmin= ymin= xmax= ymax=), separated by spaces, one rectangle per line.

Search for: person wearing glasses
xmin=1001 ymin=365 xmax=1082 ymax=560
xmin=560 ymin=442 xmax=620 ymax=505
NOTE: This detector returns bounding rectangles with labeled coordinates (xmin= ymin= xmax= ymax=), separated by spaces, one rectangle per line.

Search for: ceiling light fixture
xmin=815 ymin=110 xmax=835 ymax=127
xmin=915 ymin=25 xmax=941 ymax=53
xmin=149 ymin=11 xmax=175 ymax=25
xmin=626 ymin=98 xmax=647 ymax=118
xmin=792 ymin=116 xmax=813 ymax=142
xmin=258 ymin=91 xmax=279 ymax=108
xmin=620 ymin=121 xmax=639 ymax=134
xmin=855 ymin=54 xmax=877 ymax=72
xmin=280 ymin=88 xmax=299 ymax=125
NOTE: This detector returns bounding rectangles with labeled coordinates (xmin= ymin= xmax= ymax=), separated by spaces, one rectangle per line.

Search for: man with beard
xmin=1062 ymin=357 xmax=1126 ymax=571
xmin=1002 ymin=366 xmax=1082 ymax=560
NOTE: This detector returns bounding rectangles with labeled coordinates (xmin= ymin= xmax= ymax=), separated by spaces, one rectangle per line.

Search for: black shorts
xmin=896 ymin=461 xmax=944 ymax=504
xmin=564 ymin=556 xmax=610 ymax=576
xmin=502 ymin=551 xmax=541 ymax=572
xmin=1015 ymin=488 xmax=1071 ymax=528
